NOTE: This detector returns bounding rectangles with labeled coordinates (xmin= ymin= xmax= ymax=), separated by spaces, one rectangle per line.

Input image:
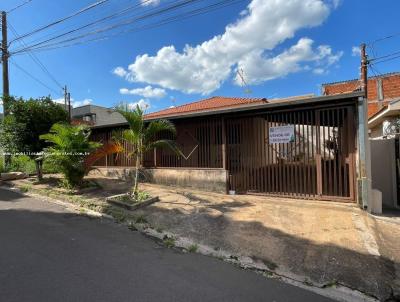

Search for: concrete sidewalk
xmin=124 ymin=182 xmax=399 ymax=301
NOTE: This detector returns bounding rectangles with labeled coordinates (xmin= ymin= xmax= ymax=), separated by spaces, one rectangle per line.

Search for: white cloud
xmin=116 ymin=0 xmax=342 ymax=94
xmin=313 ymin=68 xmax=325 ymax=75
xmin=113 ymin=66 xmax=128 ymax=77
xmin=52 ymin=98 xmax=93 ymax=108
xmin=352 ymin=46 xmax=361 ymax=57
xmin=235 ymin=38 xmax=342 ymax=84
xmin=141 ymin=0 xmax=160 ymax=6
xmin=119 ymin=85 xmax=166 ymax=98
xmin=128 ymin=99 xmax=151 ymax=110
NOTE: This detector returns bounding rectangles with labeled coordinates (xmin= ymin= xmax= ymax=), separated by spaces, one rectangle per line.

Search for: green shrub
xmin=9 ymin=155 xmax=36 ymax=174
xmin=40 ymin=123 xmax=101 ymax=187
xmin=42 ymin=159 xmax=59 ymax=174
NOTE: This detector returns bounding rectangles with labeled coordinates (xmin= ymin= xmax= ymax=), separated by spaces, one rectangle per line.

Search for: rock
xmin=1 ymin=172 xmax=28 ymax=181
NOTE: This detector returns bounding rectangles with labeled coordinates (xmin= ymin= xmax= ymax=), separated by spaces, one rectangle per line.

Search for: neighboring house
xmin=322 ymin=72 xmax=400 ymax=117
xmin=368 ymin=99 xmax=400 ymax=138
xmin=90 ymin=93 xmax=369 ymax=207
xmin=72 ymin=104 xmax=126 ymax=128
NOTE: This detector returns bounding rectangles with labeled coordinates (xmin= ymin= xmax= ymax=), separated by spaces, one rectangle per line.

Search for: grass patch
xmin=114 ymin=191 xmax=151 ymax=205
xmin=155 ymin=226 xmax=163 ymax=233
xmin=135 ymin=215 xmax=148 ymax=224
xmin=163 ymin=236 xmax=175 ymax=248
xmin=188 ymin=244 xmax=198 ymax=253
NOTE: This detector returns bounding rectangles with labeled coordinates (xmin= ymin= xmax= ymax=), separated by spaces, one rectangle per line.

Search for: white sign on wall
xmin=269 ymin=125 xmax=295 ymax=144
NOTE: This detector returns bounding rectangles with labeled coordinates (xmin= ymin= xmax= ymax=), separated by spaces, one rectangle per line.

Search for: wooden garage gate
xmin=226 ymin=105 xmax=356 ymax=201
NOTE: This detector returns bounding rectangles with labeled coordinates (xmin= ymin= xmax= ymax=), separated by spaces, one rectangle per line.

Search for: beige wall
xmin=144 ymin=168 xmax=228 ymax=194
xmin=90 ymin=167 xmax=228 ymax=194
xmin=370 ymin=138 xmax=398 ymax=209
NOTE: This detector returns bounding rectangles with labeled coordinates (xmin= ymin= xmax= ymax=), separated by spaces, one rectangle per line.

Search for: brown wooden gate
xmin=226 ymin=106 xmax=356 ymax=201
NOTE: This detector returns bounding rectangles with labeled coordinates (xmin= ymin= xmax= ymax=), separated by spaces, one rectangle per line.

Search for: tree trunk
xmin=133 ymin=153 xmax=140 ymax=198
xmin=35 ymin=159 xmax=43 ymax=181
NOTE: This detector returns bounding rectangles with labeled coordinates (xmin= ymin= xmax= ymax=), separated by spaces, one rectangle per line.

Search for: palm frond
xmin=144 ymin=119 xmax=176 ymax=145
xmin=148 ymin=139 xmax=181 ymax=156
xmin=83 ymin=142 xmax=123 ymax=174
xmin=115 ymin=104 xmax=143 ymax=135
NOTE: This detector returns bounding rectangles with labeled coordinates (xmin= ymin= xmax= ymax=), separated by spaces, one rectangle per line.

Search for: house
xmin=368 ymin=99 xmax=400 ymax=138
xmin=90 ymin=92 xmax=370 ymax=207
xmin=322 ymin=72 xmax=400 ymax=117
xmin=72 ymin=104 xmax=126 ymax=127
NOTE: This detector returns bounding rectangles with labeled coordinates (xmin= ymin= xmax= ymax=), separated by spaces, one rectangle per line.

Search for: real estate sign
xmin=269 ymin=125 xmax=295 ymax=144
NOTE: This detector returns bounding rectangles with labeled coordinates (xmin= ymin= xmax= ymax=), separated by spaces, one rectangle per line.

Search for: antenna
xmin=236 ymin=68 xmax=252 ymax=95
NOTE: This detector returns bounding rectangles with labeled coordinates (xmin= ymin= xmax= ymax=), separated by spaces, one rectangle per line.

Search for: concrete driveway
xmin=0 ymin=188 xmax=333 ymax=302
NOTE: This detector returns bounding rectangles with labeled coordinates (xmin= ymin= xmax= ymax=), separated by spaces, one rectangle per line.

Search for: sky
xmin=1 ymin=0 xmax=400 ymax=113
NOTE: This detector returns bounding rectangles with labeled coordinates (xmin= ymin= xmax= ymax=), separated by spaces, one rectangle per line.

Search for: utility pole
xmin=67 ymin=92 xmax=71 ymax=123
xmin=1 ymin=11 xmax=10 ymax=168
xmin=1 ymin=11 xmax=9 ymax=115
xmin=63 ymin=85 xmax=71 ymax=123
xmin=360 ymin=43 xmax=368 ymax=98
xmin=358 ymin=43 xmax=372 ymax=211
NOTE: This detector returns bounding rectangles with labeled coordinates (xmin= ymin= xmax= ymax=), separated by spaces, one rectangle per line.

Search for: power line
xmin=10 ymin=59 xmax=62 ymax=96
xmin=10 ymin=0 xmax=111 ymax=44
xmin=6 ymin=0 xmax=33 ymax=14
xmin=11 ymin=0 xmax=202 ymax=54
xmin=372 ymin=54 xmax=400 ymax=65
xmin=370 ymin=49 xmax=400 ymax=63
xmin=368 ymin=32 xmax=400 ymax=45
xmin=8 ymin=21 xmax=63 ymax=89
xmin=11 ymin=0 xmax=242 ymax=55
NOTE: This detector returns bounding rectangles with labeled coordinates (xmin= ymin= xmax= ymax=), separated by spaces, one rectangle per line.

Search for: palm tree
xmin=113 ymin=104 xmax=178 ymax=198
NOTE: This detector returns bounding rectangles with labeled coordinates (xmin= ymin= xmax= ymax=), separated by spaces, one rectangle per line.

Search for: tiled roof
xmin=322 ymin=72 xmax=400 ymax=86
xmin=145 ymin=96 xmax=267 ymax=120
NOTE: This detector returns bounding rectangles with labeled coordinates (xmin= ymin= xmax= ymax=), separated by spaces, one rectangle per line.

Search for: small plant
xmin=135 ymin=215 xmax=148 ymax=224
xmin=163 ymin=236 xmax=175 ymax=248
xmin=128 ymin=222 xmax=137 ymax=231
xmin=188 ymin=244 xmax=198 ymax=253
xmin=155 ymin=226 xmax=163 ymax=233
xmin=323 ymin=279 xmax=338 ymax=288
xmin=19 ymin=184 xmax=31 ymax=193
xmin=303 ymin=278 xmax=313 ymax=287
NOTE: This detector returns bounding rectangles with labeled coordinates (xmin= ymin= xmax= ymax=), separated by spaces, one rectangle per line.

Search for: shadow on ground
xmin=135 ymin=198 xmax=399 ymax=301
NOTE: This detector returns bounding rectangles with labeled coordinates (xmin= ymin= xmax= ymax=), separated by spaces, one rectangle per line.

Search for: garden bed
xmin=106 ymin=193 xmax=159 ymax=211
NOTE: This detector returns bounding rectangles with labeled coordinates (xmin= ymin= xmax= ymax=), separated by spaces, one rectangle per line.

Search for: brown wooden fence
xmin=90 ymin=104 xmax=356 ymax=201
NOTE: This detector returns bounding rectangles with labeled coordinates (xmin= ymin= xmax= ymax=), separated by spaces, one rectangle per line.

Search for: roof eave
xmin=144 ymin=92 xmax=363 ymax=121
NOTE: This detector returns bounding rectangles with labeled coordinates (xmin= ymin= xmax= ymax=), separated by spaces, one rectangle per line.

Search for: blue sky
xmin=1 ymin=0 xmax=400 ymax=113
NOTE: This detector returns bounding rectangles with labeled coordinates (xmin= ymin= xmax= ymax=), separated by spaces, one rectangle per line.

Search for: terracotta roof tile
xmin=145 ymin=96 xmax=267 ymax=119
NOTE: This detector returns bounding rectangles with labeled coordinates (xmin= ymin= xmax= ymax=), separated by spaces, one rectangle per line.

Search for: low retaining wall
xmin=90 ymin=167 xmax=228 ymax=194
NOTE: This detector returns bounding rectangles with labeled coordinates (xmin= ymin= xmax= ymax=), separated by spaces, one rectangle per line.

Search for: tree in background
xmin=40 ymin=123 xmax=101 ymax=187
xmin=0 ymin=96 xmax=68 ymax=180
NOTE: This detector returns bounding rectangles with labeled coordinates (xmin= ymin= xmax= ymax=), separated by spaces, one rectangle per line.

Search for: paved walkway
xmin=0 ymin=188 xmax=333 ymax=302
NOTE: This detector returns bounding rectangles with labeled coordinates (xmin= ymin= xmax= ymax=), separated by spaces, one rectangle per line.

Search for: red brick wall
xmin=323 ymin=73 xmax=400 ymax=117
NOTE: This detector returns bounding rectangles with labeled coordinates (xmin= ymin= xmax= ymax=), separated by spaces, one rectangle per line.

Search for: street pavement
xmin=0 ymin=187 xmax=334 ymax=302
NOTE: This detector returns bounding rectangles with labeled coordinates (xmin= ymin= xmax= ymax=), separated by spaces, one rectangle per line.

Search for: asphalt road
xmin=0 ymin=187 xmax=334 ymax=302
